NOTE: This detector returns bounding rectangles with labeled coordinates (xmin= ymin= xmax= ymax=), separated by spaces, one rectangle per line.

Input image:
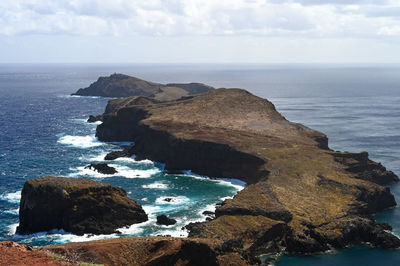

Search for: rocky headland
xmin=16 ymin=176 xmax=148 ymax=235
xmin=93 ymin=88 xmax=399 ymax=259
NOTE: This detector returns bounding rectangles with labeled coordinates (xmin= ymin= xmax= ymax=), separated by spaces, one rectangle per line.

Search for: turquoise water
xmin=0 ymin=64 xmax=399 ymax=264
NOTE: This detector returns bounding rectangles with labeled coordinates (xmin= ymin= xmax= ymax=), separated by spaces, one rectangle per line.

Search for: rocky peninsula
xmin=94 ymin=88 xmax=399 ymax=257
xmin=16 ymin=176 xmax=148 ymax=235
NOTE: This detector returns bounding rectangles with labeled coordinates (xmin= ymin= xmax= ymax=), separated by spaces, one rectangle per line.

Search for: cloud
xmin=0 ymin=0 xmax=399 ymax=38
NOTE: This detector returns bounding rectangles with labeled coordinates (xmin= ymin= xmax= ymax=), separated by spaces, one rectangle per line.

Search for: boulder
xmin=87 ymin=115 xmax=102 ymax=123
xmin=16 ymin=176 xmax=148 ymax=235
xmin=84 ymin=163 xmax=117 ymax=175
xmin=157 ymin=215 xmax=177 ymax=226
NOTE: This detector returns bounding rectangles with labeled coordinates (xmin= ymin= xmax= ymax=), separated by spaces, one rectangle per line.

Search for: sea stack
xmin=16 ymin=176 xmax=148 ymax=235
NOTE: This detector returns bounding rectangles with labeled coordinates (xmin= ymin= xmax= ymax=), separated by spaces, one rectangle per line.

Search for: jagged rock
xmin=84 ymin=163 xmax=117 ymax=175
xmin=104 ymin=148 xmax=131 ymax=160
xmin=332 ymin=151 xmax=399 ymax=185
xmin=16 ymin=176 xmax=148 ymax=235
xmin=87 ymin=115 xmax=102 ymax=123
xmin=157 ymin=215 xmax=177 ymax=226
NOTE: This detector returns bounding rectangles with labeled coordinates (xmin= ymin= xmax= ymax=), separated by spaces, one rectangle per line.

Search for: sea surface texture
xmin=0 ymin=64 xmax=399 ymax=265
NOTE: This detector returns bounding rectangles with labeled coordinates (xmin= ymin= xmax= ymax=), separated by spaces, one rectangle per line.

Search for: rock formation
xmin=72 ymin=73 xmax=214 ymax=100
xmin=16 ymin=176 xmax=147 ymax=235
xmin=87 ymin=115 xmax=102 ymax=123
xmin=94 ymin=88 xmax=400 ymax=259
xmin=84 ymin=163 xmax=117 ymax=175
xmin=157 ymin=215 xmax=177 ymax=226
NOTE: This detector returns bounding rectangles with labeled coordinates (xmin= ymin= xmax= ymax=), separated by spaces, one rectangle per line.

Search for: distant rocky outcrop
xmin=72 ymin=73 xmax=214 ymax=100
xmin=95 ymin=88 xmax=400 ymax=259
xmin=84 ymin=163 xmax=117 ymax=175
xmin=87 ymin=115 xmax=102 ymax=123
xmin=16 ymin=176 xmax=147 ymax=235
xmin=157 ymin=215 xmax=177 ymax=226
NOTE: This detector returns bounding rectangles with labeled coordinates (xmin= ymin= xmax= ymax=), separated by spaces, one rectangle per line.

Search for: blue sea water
xmin=0 ymin=64 xmax=400 ymax=264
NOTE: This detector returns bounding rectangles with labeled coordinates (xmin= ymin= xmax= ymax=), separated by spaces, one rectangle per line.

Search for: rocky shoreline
xmin=5 ymin=77 xmax=400 ymax=265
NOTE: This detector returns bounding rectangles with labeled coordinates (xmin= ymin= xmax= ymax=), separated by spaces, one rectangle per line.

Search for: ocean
xmin=0 ymin=64 xmax=399 ymax=265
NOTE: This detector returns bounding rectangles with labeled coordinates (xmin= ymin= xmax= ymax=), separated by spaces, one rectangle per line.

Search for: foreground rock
xmin=157 ymin=215 xmax=177 ymax=226
xmin=72 ymin=73 xmax=214 ymax=100
xmin=84 ymin=163 xmax=117 ymax=175
xmin=16 ymin=176 xmax=147 ymax=235
xmin=0 ymin=241 xmax=71 ymax=266
xmin=95 ymin=88 xmax=400 ymax=258
xmin=44 ymin=237 xmax=243 ymax=266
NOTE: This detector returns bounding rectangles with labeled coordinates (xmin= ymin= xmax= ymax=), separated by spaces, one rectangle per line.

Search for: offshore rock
xmin=157 ymin=215 xmax=177 ymax=226
xmin=16 ymin=176 xmax=147 ymax=235
xmin=87 ymin=115 xmax=102 ymax=123
xmin=84 ymin=163 xmax=117 ymax=175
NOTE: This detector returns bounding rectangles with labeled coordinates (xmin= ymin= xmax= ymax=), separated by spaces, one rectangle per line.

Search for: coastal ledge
xmin=94 ymin=88 xmax=400 ymax=259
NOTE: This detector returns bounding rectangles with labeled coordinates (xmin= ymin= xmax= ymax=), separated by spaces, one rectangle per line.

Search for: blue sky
xmin=1 ymin=0 xmax=400 ymax=63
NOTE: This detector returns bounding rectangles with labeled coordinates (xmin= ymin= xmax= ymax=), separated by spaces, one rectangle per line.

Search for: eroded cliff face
xmin=17 ymin=176 xmax=148 ymax=236
xmin=93 ymin=88 xmax=399 ymax=260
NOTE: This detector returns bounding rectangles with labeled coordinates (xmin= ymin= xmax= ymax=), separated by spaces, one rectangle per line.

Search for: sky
xmin=1 ymin=0 xmax=400 ymax=63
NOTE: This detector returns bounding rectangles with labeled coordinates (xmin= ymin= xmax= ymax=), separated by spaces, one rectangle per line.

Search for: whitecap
xmin=198 ymin=204 xmax=216 ymax=216
xmin=117 ymin=220 xmax=152 ymax=236
xmin=57 ymin=135 xmax=105 ymax=148
xmin=79 ymin=152 xmax=109 ymax=162
xmin=4 ymin=208 xmax=19 ymax=215
xmin=7 ymin=223 xmax=18 ymax=235
xmin=155 ymin=196 xmax=189 ymax=205
xmin=142 ymin=182 xmax=169 ymax=189
xmin=150 ymin=229 xmax=188 ymax=238
xmin=69 ymin=165 xmax=160 ymax=179
xmin=0 ymin=191 xmax=21 ymax=204
xmin=215 ymin=178 xmax=246 ymax=191
xmin=12 ymin=228 xmax=118 ymax=243
xmin=172 ymin=171 xmax=246 ymax=191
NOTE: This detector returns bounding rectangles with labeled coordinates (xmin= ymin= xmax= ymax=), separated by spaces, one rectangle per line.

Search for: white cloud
xmin=0 ymin=0 xmax=399 ymax=38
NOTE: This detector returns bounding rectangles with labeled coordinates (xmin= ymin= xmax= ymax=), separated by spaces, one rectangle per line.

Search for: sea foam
xmin=0 ymin=191 xmax=21 ymax=204
xmin=69 ymin=164 xmax=160 ymax=179
xmin=142 ymin=182 xmax=169 ymax=189
xmin=57 ymin=135 xmax=105 ymax=148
